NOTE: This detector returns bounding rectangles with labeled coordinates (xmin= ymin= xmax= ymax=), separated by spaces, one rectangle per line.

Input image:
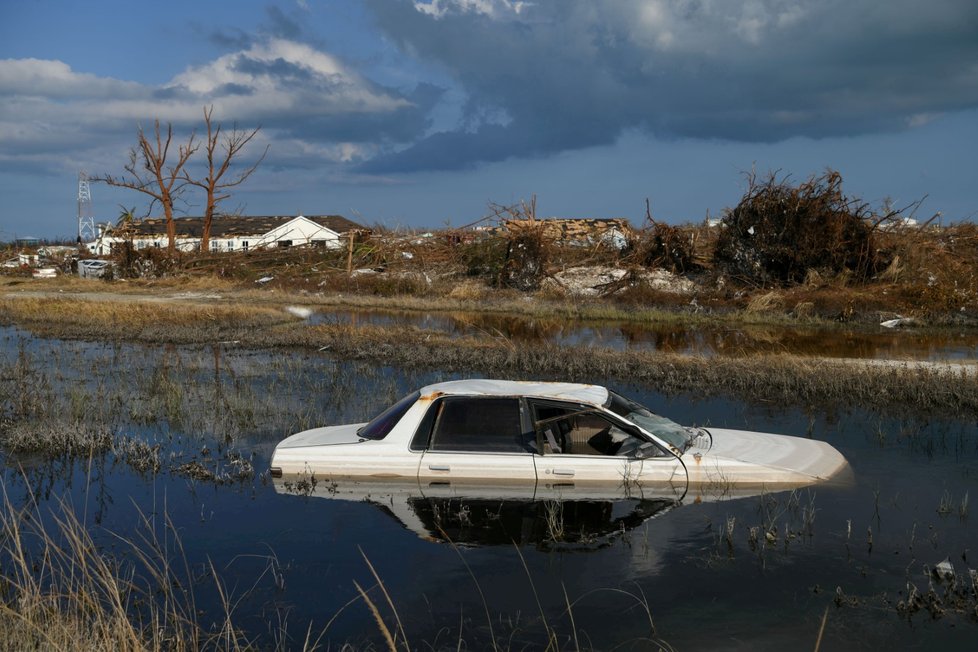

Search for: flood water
xmin=314 ymin=308 xmax=978 ymax=361
xmin=1 ymin=326 xmax=976 ymax=650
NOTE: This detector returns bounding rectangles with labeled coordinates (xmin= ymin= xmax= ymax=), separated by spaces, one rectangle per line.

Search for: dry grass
xmin=0 ymin=295 xmax=974 ymax=414
xmin=0 ymin=296 xmax=291 ymax=343
xmin=745 ymin=291 xmax=784 ymax=314
xmin=0 ymin=489 xmax=254 ymax=651
xmin=294 ymin=323 xmax=978 ymax=414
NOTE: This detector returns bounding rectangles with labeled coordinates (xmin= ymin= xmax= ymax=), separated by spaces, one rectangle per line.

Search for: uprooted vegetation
xmin=7 ymin=170 xmax=978 ymax=324
xmin=713 ymin=170 xmax=881 ymax=286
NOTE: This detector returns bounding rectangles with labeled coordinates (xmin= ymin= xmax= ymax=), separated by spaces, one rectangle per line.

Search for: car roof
xmin=418 ymin=379 xmax=609 ymax=405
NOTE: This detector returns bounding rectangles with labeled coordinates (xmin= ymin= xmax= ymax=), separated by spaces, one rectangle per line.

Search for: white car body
xmin=270 ymin=379 xmax=850 ymax=500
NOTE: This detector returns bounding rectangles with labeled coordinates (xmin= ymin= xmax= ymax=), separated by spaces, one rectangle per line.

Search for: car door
xmin=530 ymin=400 xmax=687 ymax=498
xmin=417 ymin=396 xmax=537 ymax=490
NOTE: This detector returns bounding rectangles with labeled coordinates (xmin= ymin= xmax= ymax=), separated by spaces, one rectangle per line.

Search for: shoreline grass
xmin=1 ymin=296 xmax=976 ymax=415
xmin=7 ymin=274 xmax=972 ymax=333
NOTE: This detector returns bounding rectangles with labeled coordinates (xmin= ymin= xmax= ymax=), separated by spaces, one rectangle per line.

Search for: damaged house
xmin=89 ymin=214 xmax=367 ymax=256
xmin=503 ymin=217 xmax=634 ymax=249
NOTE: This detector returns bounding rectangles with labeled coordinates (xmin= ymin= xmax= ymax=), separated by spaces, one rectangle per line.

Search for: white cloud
xmin=0 ymin=38 xmax=423 ymax=178
xmin=0 ymin=58 xmax=144 ymax=99
xmin=413 ymin=0 xmax=528 ymax=20
xmin=169 ymin=38 xmax=410 ymax=116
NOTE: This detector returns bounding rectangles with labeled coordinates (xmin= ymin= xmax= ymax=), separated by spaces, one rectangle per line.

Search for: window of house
xmin=278 ymin=240 xmax=293 ymax=248
xmin=242 ymin=241 xmax=249 ymax=251
xmin=427 ymin=398 xmax=527 ymax=453
xmin=227 ymin=241 xmax=234 ymax=251
xmin=211 ymin=240 xmax=219 ymax=251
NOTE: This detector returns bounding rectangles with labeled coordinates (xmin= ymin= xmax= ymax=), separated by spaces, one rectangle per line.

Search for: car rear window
xmin=358 ymin=391 xmax=420 ymax=440
xmin=429 ymin=397 xmax=525 ymax=452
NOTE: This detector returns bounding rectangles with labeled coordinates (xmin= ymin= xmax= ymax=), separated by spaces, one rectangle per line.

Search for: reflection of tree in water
xmin=404 ymin=497 xmax=677 ymax=550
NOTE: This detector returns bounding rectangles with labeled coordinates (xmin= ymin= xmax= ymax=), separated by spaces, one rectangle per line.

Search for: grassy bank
xmin=2 ymin=296 xmax=975 ymax=415
xmin=0 ymin=489 xmax=255 ymax=652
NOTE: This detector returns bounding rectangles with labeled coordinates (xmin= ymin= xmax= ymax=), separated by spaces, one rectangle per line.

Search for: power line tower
xmin=77 ymin=171 xmax=96 ymax=244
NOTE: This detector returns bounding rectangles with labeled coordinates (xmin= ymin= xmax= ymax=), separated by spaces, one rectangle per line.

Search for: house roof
xmin=126 ymin=214 xmax=365 ymax=238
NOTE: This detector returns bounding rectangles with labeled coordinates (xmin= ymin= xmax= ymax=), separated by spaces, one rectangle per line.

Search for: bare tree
xmin=98 ymin=121 xmax=198 ymax=253
xmin=183 ymin=106 xmax=267 ymax=252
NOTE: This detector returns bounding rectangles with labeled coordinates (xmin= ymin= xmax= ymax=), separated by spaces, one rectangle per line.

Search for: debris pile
xmin=714 ymin=170 xmax=880 ymax=286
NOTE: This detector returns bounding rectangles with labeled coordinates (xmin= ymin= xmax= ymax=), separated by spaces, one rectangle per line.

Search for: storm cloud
xmin=361 ymin=0 xmax=978 ymax=172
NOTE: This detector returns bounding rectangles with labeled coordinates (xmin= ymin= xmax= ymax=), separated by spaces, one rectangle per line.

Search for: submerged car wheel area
xmin=270 ymin=379 xmax=850 ymax=502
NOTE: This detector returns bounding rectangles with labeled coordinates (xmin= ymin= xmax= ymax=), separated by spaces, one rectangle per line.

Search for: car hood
xmin=274 ymin=422 xmax=368 ymax=449
xmin=685 ymin=427 xmax=850 ymax=487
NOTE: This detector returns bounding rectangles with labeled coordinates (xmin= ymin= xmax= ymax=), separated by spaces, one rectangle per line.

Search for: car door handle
xmin=551 ymin=468 xmax=575 ymax=477
xmin=428 ymin=464 xmax=451 ymax=472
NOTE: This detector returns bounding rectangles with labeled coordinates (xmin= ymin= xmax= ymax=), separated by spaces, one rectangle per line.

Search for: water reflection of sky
xmin=0 ymin=332 xmax=975 ymax=649
xmin=313 ymin=308 xmax=978 ymax=361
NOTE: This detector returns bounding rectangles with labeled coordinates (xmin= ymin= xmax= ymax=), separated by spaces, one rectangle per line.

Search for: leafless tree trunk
xmin=183 ymin=106 xmax=267 ymax=252
xmin=97 ymin=122 xmax=197 ymax=253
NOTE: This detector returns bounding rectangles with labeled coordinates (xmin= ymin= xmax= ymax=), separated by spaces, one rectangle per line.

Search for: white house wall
xmin=252 ymin=216 xmax=342 ymax=249
xmin=90 ymin=215 xmax=346 ymax=254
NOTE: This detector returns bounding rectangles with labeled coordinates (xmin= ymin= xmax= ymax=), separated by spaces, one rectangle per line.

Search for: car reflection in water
xmin=274 ymin=477 xmax=695 ymax=549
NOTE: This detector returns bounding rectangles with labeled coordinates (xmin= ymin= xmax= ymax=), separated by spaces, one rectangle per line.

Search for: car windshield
xmin=358 ymin=391 xmax=420 ymax=440
xmin=605 ymin=392 xmax=692 ymax=451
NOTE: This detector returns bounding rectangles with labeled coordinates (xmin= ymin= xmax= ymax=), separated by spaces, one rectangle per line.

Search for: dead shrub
xmin=633 ymin=221 xmax=696 ymax=273
xmin=110 ymin=244 xmax=180 ymax=279
xmin=746 ymin=291 xmax=785 ymax=314
xmin=493 ymin=198 xmax=550 ymax=291
xmin=714 ymin=170 xmax=880 ymax=287
xmin=455 ymin=235 xmax=509 ymax=281
xmin=447 ymin=279 xmax=492 ymax=301
xmin=793 ymin=301 xmax=815 ymax=319
xmin=875 ymin=223 xmax=978 ymax=315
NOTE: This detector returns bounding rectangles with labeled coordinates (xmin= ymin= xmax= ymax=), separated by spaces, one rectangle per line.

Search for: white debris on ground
xmin=881 ymin=316 xmax=917 ymax=328
xmin=543 ymin=266 xmax=696 ymax=297
xmin=172 ymin=292 xmax=222 ymax=300
xmin=256 ymin=276 xmax=274 ymax=284
xmin=830 ymin=357 xmax=978 ymax=377
xmin=285 ymin=306 xmax=314 ymax=319
xmin=640 ymin=269 xmax=697 ymax=294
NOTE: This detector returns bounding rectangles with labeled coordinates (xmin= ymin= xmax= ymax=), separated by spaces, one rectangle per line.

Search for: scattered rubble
xmin=544 ymin=266 xmax=697 ymax=297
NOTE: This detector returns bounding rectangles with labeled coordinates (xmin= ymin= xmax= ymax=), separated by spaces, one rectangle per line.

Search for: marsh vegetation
xmin=0 ymin=323 xmax=974 ymax=649
xmin=1 ymin=169 xmax=977 ymax=647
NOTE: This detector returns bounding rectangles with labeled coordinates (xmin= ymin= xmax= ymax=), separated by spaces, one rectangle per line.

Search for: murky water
xmin=1 ymin=327 xmax=976 ymax=649
xmin=314 ymin=308 xmax=978 ymax=360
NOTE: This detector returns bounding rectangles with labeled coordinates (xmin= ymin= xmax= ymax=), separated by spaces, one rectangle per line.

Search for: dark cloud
xmin=213 ymin=83 xmax=255 ymax=97
xmin=232 ymin=56 xmax=317 ymax=83
xmin=205 ymin=26 xmax=254 ymax=51
xmin=264 ymin=5 xmax=304 ymax=40
xmin=361 ymin=0 xmax=978 ymax=172
xmin=152 ymin=85 xmax=191 ymax=100
xmin=264 ymin=81 xmax=445 ymax=145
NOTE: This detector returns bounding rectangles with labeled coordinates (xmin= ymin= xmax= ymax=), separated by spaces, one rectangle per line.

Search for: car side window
xmin=428 ymin=397 xmax=527 ymax=453
xmin=532 ymin=402 xmax=651 ymax=457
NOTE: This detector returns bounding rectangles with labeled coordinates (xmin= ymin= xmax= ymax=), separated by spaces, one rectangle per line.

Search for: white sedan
xmin=270 ymin=379 xmax=849 ymax=499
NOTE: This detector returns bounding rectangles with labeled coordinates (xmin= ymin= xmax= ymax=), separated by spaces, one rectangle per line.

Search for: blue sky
xmin=1 ymin=0 xmax=975 ymax=239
